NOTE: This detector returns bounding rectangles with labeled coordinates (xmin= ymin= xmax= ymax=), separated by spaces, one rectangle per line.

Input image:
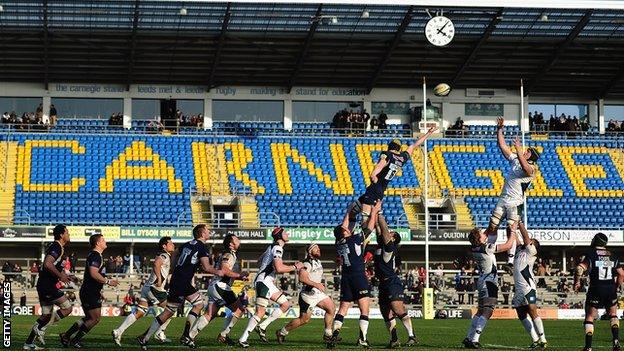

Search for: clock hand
xmin=437 ymin=21 xmax=450 ymax=35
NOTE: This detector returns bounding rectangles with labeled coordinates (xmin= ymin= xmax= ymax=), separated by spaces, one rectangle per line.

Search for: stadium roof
xmin=2 ymin=1 xmax=624 ymax=98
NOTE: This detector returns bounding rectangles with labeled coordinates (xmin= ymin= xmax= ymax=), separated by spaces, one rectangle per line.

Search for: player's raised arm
xmin=496 ymin=117 xmax=513 ymax=160
xmin=376 ymin=212 xmax=394 ymax=245
xmin=274 ymin=256 xmax=302 ymax=274
xmin=200 ymin=256 xmax=223 ymax=276
xmin=221 ymin=253 xmax=249 ymax=280
xmin=406 ymin=126 xmax=437 ymax=156
xmin=518 ymin=221 xmax=531 ymax=248
xmin=513 ymin=138 xmax=535 ymax=176
xmin=494 ymin=225 xmax=517 ymax=253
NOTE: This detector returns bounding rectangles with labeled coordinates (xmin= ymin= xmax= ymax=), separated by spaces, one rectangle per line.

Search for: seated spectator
xmin=1 ymin=112 xmax=9 ymax=123
xmin=446 ymin=117 xmax=467 ymax=137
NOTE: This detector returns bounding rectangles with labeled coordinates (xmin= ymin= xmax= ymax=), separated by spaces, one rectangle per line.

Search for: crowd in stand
xmin=108 ymin=112 xmax=123 ymax=126
xmin=607 ymin=119 xmax=624 ymax=133
xmin=445 ymin=117 xmax=468 ymax=137
xmin=176 ymin=109 xmax=203 ymax=128
xmin=331 ymin=108 xmax=385 ymax=132
xmin=529 ymin=111 xmax=590 ymax=133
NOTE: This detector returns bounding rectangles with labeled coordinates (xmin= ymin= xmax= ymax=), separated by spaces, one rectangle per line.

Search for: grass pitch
xmin=6 ymin=315 xmax=618 ymax=350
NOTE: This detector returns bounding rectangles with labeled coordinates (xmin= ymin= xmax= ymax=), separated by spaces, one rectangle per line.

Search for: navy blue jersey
xmin=170 ymin=239 xmax=209 ymax=286
xmin=81 ymin=250 xmax=105 ymax=293
xmin=336 ymin=234 xmax=365 ymax=275
xmin=376 ymin=151 xmax=410 ymax=190
xmin=37 ymin=241 xmax=64 ymax=289
xmin=582 ymin=248 xmax=622 ymax=288
xmin=374 ymin=240 xmax=398 ymax=280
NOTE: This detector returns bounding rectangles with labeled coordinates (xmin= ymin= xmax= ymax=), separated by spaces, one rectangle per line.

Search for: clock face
xmin=425 ymin=16 xmax=455 ymax=47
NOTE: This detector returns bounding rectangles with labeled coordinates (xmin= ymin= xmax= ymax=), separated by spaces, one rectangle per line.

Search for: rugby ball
xmin=433 ymin=83 xmax=451 ymax=97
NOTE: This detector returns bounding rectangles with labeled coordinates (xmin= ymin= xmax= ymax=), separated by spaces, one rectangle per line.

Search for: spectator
xmin=20 ymin=291 xmax=26 ymax=307
xmin=69 ymin=253 xmax=77 ymax=273
xmin=501 ymin=281 xmax=511 ymax=305
xmin=1 ymin=112 xmax=9 ymax=123
xmin=370 ymin=114 xmax=380 ymax=130
xmin=122 ymin=252 xmax=131 ymax=275
xmin=29 ymin=262 xmax=39 ymax=288
xmin=49 ymin=104 xmax=57 ymax=125
xmin=466 ymin=279 xmax=475 ymax=304
xmin=457 ymin=278 xmax=466 ymax=304
xmin=378 ymin=110 xmax=388 ymax=129
xmin=106 ymin=256 xmax=116 ymax=273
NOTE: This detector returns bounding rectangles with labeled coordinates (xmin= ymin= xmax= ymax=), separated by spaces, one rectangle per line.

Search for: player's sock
xmin=239 ymin=315 xmax=261 ymax=343
xmin=584 ymin=321 xmax=594 ymax=349
xmin=532 ymin=317 xmax=546 ymax=342
xmin=184 ymin=311 xmax=199 ymax=337
xmin=116 ymin=312 xmax=138 ymax=334
xmin=521 ymin=318 xmax=539 ymax=342
xmin=466 ymin=316 xmax=478 ymax=340
xmin=385 ymin=318 xmax=397 ymax=342
xmin=279 ymin=327 xmax=289 ymax=336
xmin=189 ymin=315 xmax=210 ymax=339
xmin=65 ymin=319 xmax=84 ymax=338
xmin=144 ymin=316 xmax=166 ymax=341
xmin=507 ymin=239 xmax=517 ymax=265
xmin=472 ymin=315 xmax=488 ymax=342
xmin=398 ymin=313 xmax=415 ymax=338
xmin=358 ymin=315 xmax=369 ymax=341
xmin=221 ymin=314 xmax=240 ymax=337
xmin=159 ymin=318 xmax=172 ymax=333
xmin=611 ymin=316 xmax=620 ymax=344
xmin=26 ymin=316 xmax=49 ymax=344
xmin=72 ymin=323 xmax=91 ymax=342
xmin=43 ymin=309 xmax=66 ymax=330
xmin=259 ymin=308 xmax=282 ymax=330
xmin=333 ymin=314 xmax=344 ymax=334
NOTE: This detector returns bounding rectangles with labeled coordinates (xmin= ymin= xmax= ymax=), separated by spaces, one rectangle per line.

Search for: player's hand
xmin=316 ymin=283 xmax=326 ymax=292
xmin=239 ymin=271 xmax=250 ymax=281
xmin=426 ymin=126 xmax=438 ymax=135
xmin=59 ymin=271 xmax=70 ymax=284
xmin=496 ymin=116 xmax=504 ymax=129
xmin=294 ymin=262 xmax=304 ymax=271
xmin=109 ymin=279 xmax=119 ymax=287
xmin=370 ymin=175 xmax=378 ymax=184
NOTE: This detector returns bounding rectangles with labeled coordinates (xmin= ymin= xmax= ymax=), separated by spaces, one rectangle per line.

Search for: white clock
xmin=425 ymin=16 xmax=455 ymax=47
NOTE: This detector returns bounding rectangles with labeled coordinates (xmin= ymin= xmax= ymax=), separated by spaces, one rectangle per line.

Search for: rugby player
xmin=574 ymin=233 xmax=624 ymax=351
xmin=112 ymin=236 xmax=175 ymax=346
xmin=60 ymin=234 xmax=119 ymax=348
xmin=276 ymin=243 xmax=335 ymax=344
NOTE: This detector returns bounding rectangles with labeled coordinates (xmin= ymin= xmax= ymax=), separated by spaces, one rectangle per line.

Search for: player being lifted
xmin=187 ymin=234 xmax=249 ymax=345
xmin=512 ymin=222 xmax=547 ymax=348
xmin=486 ymin=117 xmax=539 ymax=266
xmin=574 ymin=233 xmax=624 ymax=351
xmin=238 ymin=227 xmax=303 ymax=348
xmin=463 ymin=225 xmax=515 ymax=349
xmin=112 ymin=236 xmax=175 ymax=346
xmin=24 ymin=225 xmax=76 ymax=351
xmin=60 ymin=234 xmax=119 ymax=348
xmin=137 ymin=224 xmax=223 ymax=350
xmin=341 ymin=127 xmax=437 ymax=232
xmin=276 ymin=243 xmax=336 ymax=344
xmin=374 ymin=213 xmax=417 ymax=348
xmin=328 ymin=202 xmax=381 ymax=349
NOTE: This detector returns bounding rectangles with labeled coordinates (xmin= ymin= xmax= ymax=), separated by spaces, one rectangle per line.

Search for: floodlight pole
xmin=423 ymin=76 xmax=430 ymax=289
xmin=520 ymin=79 xmax=529 ymax=228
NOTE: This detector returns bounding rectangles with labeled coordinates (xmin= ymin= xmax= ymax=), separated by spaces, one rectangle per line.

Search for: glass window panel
xmin=605 ymin=105 xmax=624 ymax=121
xmin=212 ymin=100 xmax=283 ymax=121
xmin=177 ymin=100 xmax=203 ymax=116
xmin=0 ymin=97 xmax=42 ymax=116
xmin=293 ymin=101 xmax=362 ymax=122
xmin=51 ymin=98 xmax=123 ymax=119
xmin=132 ymin=99 xmax=160 ymax=120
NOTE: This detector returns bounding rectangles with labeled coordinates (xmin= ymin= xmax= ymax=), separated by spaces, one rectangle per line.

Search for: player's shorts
xmin=255 ymin=280 xmax=280 ymax=301
xmin=512 ymin=288 xmax=537 ymax=308
xmin=140 ymin=285 xmax=168 ymax=306
xmin=585 ymin=286 xmax=618 ymax=309
xmin=378 ymin=276 xmax=405 ymax=305
xmin=339 ymin=273 xmax=370 ymax=302
xmin=491 ymin=199 xmax=524 ymax=225
xmin=167 ymin=282 xmax=198 ymax=304
xmin=37 ymin=285 xmax=64 ymax=306
xmin=208 ymin=282 xmax=238 ymax=307
xmin=299 ymin=289 xmax=329 ymax=315
xmin=79 ymin=288 xmax=102 ymax=313
xmin=358 ymin=183 xmax=384 ymax=206
xmin=477 ymin=279 xmax=498 ymax=302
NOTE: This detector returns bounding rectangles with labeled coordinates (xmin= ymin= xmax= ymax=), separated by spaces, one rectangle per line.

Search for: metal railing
xmin=176 ymin=210 xmax=280 ymax=228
